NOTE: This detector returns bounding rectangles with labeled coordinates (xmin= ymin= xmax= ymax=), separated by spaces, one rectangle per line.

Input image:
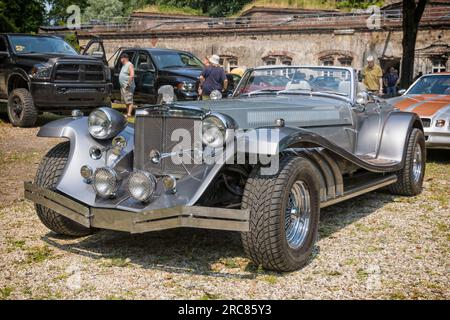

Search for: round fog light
xmin=162 ymin=175 xmax=176 ymax=193
xmin=128 ymin=171 xmax=157 ymax=203
xmin=80 ymin=165 xmax=93 ymax=181
xmin=93 ymin=167 xmax=120 ymax=198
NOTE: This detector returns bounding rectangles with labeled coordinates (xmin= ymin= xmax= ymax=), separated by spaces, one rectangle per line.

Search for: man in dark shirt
xmin=383 ymin=67 xmax=399 ymax=97
xmin=199 ymin=55 xmax=228 ymax=100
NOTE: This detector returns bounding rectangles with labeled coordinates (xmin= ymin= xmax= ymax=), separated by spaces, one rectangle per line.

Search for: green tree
xmin=0 ymin=1 xmax=18 ymax=32
xmin=0 ymin=0 xmax=45 ymax=33
xmin=84 ymin=0 xmax=124 ymax=22
xmin=46 ymin=0 xmax=88 ymax=26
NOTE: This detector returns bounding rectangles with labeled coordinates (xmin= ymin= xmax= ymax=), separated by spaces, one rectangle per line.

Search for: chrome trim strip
xmin=320 ymin=174 xmax=397 ymax=208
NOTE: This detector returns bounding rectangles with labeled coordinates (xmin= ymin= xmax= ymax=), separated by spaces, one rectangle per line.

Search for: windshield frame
xmin=150 ymin=50 xmax=204 ymax=69
xmin=8 ymin=35 xmax=78 ymax=55
xmin=405 ymin=74 xmax=450 ymax=95
xmin=233 ymin=65 xmax=356 ymax=101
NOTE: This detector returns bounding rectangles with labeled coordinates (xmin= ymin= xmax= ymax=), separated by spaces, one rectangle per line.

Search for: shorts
xmin=121 ymin=85 xmax=135 ymax=104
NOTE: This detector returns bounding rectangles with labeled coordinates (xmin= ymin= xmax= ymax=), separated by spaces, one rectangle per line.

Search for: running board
xmin=320 ymin=174 xmax=397 ymax=208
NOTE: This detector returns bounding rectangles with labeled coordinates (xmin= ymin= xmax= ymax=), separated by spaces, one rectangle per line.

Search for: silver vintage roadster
xmin=25 ymin=66 xmax=425 ymax=272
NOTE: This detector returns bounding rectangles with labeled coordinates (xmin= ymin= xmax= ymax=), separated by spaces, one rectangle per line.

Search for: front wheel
xmin=7 ymin=88 xmax=38 ymax=127
xmin=34 ymin=142 xmax=93 ymax=237
xmin=389 ymin=128 xmax=426 ymax=196
xmin=241 ymin=156 xmax=320 ymax=272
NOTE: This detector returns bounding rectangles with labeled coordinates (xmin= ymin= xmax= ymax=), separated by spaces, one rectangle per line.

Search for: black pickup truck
xmin=0 ymin=34 xmax=112 ymax=127
xmin=109 ymin=47 xmax=203 ymax=104
xmin=108 ymin=47 xmax=240 ymax=104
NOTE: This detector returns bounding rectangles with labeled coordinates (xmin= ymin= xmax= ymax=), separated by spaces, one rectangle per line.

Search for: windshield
xmin=408 ymin=75 xmax=450 ymax=95
xmin=9 ymin=36 xmax=78 ymax=55
xmin=235 ymin=67 xmax=353 ymax=97
xmin=151 ymin=51 xmax=204 ymax=69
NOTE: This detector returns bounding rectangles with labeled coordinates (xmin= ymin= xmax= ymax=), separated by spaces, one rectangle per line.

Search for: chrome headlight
xmin=128 ymin=171 xmax=157 ymax=203
xmin=88 ymin=107 xmax=126 ymax=140
xmin=202 ymin=114 xmax=229 ymax=148
xmin=93 ymin=167 xmax=120 ymax=198
xmin=178 ymin=81 xmax=196 ymax=92
xmin=30 ymin=63 xmax=52 ymax=80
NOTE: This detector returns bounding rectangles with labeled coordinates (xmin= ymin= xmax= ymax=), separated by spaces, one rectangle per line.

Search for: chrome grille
xmin=134 ymin=115 xmax=202 ymax=176
xmin=54 ymin=62 xmax=105 ymax=82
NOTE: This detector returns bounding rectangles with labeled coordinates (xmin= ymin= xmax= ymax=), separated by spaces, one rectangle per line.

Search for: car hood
xmin=175 ymin=95 xmax=352 ymax=128
xmin=388 ymin=94 xmax=450 ymax=117
xmin=158 ymin=67 xmax=202 ymax=80
xmin=15 ymin=53 xmax=102 ymax=66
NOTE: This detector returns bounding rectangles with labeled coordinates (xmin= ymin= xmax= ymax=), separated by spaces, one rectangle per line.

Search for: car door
xmin=354 ymin=93 xmax=387 ymax=156
xmin=112 ymin=49 xmax=137 ymax=101
xmin=82 ymin=38 xmax=107 ymax=65
xmin=134 ymin=50 xmax=156 ymax=104
xmin=0 ymin=35 xmax=10 ymax=99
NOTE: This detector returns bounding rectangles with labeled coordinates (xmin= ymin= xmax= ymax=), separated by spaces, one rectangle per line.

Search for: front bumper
xmin=24 ymin=182 xmax=249 ymax=233
xmin=30 ymin=81 xmax=112 ymax=109
xmin=424 ymin=131 xmax=450 ymax=149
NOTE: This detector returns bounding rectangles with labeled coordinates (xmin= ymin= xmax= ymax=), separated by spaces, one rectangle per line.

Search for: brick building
xmin=40 ymin=1 xmax=450 ymax=77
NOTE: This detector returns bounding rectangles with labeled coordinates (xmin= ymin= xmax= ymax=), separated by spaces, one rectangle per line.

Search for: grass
xmin=199 ymin=292 xmax=221 ymax=300
xmin=0 ymin=287 xmax=13 ymax=300
xmin=25 ymin=246 xmax=53 ymax=264
xmin=136 ymin=5 xmax=205 ymax=16
xmin=101 ymin=257 xmax=131 ymax=268
xmin=240 ymin=0 xmax=337 ymax=13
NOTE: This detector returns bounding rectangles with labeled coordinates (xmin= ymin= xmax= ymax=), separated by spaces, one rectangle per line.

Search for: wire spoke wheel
xmin=285 ymin=180 xmax=311 ymax=249
xmin=412 ymin=141 xmax=423 ymax=184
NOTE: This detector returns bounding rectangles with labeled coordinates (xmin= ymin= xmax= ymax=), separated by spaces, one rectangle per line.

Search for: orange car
xmin=388 ymin=72 xmax=450 ymax=149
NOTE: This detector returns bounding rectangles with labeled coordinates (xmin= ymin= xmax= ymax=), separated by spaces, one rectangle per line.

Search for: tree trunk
xmin=400 ymin=0 xmax=428 ymax=89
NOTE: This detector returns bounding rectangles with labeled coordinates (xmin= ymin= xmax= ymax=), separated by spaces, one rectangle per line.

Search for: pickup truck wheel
xmin=7 ymin=88 xmax=38 ymax=127
xmin=241 ymin=156 xmax=320 ymax=272
xmin=34 ymin=142 xmax=92 ymax=237
xmin=389 ymin=128 xmax=426 ymax=196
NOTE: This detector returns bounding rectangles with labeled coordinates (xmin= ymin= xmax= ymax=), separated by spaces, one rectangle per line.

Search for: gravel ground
xmin=0 ymin=110 xmax=448 ymax=300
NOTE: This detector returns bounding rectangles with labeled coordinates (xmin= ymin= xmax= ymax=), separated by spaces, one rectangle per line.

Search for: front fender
xmin=37 ymin=117 xmax=134 ymax=207
xmin=377 ymin=111 xmax=423 ymax=162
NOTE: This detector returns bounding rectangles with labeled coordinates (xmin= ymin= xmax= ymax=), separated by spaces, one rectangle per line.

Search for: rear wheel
xmin=241 ymin=156 xmax=320 ymax=272
xmin=34 ymin=142 xmax=92 ymax=237
xmin=7 ymin=88 xmax=38 ymax=127
xmin=389 ymin=128 xmax=426 ymax=196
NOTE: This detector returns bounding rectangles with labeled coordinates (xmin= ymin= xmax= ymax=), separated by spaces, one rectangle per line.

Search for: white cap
xmin=366 ymin=55 xmax=375 ymax=62
xmin=209 ymin=54 xmax=220 ymax=65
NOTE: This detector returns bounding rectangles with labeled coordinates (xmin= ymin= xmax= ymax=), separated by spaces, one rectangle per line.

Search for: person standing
xmin=362 ymin=56 xmax=383 ymax=96
xmin=199 ymin=55 xmax=228 ymax=100
xmin=119 ymin=53 xmax=135 ymax=118
xmin=384 ymin=67 xmax=399 ymax=97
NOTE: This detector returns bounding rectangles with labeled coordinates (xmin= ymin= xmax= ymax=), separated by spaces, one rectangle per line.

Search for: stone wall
xmin=80 ymin=28 xmax=449 ymax=74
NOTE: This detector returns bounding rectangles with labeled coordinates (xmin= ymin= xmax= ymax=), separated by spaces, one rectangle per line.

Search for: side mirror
xmin=398 ymin=89 xmax=406 ymax=95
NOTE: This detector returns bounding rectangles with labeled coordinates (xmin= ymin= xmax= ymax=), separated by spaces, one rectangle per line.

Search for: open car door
xmin=82 ymin=38 xmax=107 ymax=65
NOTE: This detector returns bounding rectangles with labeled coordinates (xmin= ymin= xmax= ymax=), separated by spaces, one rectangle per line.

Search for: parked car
xmin=107 ymin=47 xmax=204 ymax=104
xmin=25 ymin=66 xmax=425 ymax=272
xmin=0 ymin=34 xmax=112 ymax=127
xmin=388 ymin=72 xmax=450 ymax=149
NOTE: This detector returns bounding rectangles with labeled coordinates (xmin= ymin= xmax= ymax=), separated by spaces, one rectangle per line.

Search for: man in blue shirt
xmin=384 ymin=67 xmax=399 ymax=97
xmin=199 ymin=55 xmax=228 ymax=100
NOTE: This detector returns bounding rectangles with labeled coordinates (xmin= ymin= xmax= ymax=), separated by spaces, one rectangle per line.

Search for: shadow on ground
xmin=42 ymin=190 xmax=397 ymax=278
